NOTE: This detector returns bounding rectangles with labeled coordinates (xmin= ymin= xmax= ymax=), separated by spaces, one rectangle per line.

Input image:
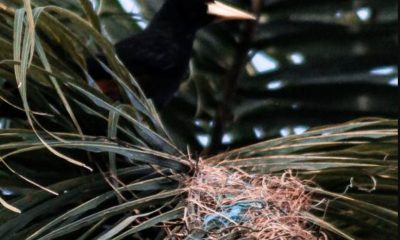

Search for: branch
xmin=205 ymin=0 xmax=262 ymax=155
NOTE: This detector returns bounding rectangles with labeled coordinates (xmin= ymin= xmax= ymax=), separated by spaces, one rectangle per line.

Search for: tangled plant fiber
xmin=179 ymin=161 xmax=327 ymax=239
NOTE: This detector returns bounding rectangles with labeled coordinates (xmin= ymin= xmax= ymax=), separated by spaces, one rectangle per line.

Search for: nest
xmin=176 ymin=161 xmax=327 ymax=239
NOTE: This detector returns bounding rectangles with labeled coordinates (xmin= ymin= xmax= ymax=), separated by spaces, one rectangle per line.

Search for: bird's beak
xmin=207 ymin=1 xmax=256 ymax=21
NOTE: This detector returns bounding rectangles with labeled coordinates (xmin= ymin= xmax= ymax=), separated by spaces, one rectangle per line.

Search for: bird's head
xmin=154 ymin=0 xmax=255 ymax=30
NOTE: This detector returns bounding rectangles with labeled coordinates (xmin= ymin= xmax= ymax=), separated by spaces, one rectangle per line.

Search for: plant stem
xmin=205 ymin=0 xmax=262 ymax=155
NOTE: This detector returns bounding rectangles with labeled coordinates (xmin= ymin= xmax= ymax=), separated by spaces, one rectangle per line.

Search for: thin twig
xmin=205 ymin=0 xmax=263 ymax=155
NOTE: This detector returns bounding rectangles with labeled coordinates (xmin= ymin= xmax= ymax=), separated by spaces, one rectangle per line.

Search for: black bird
xmin=87 ymin=0 xmax=255 ymax=107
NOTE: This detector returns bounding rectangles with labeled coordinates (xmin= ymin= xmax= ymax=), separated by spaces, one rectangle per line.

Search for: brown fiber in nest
xmin=178 ymin=161 xmax=327 ymax=240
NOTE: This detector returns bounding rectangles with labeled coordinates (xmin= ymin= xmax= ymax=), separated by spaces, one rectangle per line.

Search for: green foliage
xmin=0 ymin=0 xmax=397 ymax=239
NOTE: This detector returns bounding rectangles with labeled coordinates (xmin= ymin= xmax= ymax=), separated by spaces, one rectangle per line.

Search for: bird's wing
xmin=114 ymin=31 xmax=184 ymax=78
xmin=86 ymin=30 xmax=190 ymax=105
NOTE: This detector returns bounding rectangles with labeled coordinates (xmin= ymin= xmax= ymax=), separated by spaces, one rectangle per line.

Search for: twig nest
xmin=180 ymin=161 xmax=327 ymax=239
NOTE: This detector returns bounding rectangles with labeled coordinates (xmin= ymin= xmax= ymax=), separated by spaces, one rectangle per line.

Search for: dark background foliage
xmin=159 ymin=0 xmax=398 ymax=153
